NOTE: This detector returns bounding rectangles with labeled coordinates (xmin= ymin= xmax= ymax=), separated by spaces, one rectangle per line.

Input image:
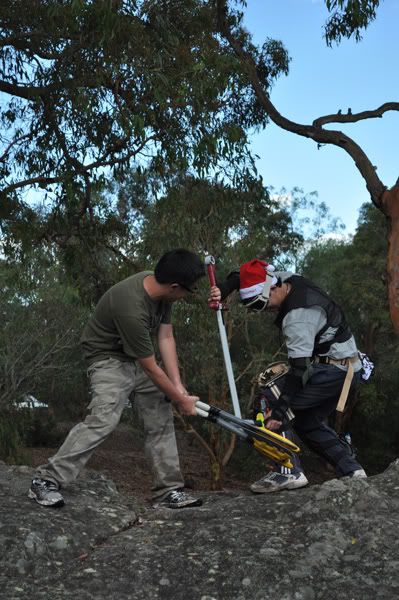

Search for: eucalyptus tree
xmin=0 ymin=0 xmax=286 ymax=259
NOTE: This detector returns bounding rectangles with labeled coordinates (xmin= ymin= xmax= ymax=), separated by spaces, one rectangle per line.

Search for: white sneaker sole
xmin=153 ymin=498 xmax=203 ymax=509
xmin=28 ymin=489 xmax=65 ymax=507
xmin=250 ymin=476 xmax=309 ymax=494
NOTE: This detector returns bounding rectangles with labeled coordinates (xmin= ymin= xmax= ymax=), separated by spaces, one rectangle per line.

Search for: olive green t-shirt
xmin=81 ymin=271 xmax=172 ymax=365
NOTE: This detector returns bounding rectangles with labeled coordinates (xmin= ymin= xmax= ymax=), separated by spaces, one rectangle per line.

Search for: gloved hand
xmin=271 ymin=358 xmax=312 ymax=425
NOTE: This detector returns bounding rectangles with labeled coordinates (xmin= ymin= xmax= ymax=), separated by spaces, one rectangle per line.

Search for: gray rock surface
xmin=2 ymin=460 xmax=399 ymax=599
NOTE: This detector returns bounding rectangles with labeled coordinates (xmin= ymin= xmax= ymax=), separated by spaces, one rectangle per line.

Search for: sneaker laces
xmin=167 ymin=489 xmax=187 ymax=502
xmin=33 ymin=478 xmax=59 ymax=492
xmin=261 ymin=472 xmax=279 ymax=482
xmin=260 ymin=472 xmax=294 ymax=484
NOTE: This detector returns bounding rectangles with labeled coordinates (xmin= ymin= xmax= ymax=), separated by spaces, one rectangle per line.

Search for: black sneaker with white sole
xmin=153 ymin=488 xmax=203 ymax=509
xmin=28 ymin=478 xmax=65 ymax=507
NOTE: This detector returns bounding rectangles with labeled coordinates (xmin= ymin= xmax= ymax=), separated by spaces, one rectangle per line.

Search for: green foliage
xmin=0 ymin=0 xmax=382 ymax=313
xmin=0 ymin=0 xmax=287 ymax=214
xmin=0 ymin=0 xmax=381 ymax=202
xmin=0 ymin=406 xmax=63 ymax=462
xmin=21 ymin=410 xmax=64 ymax=448
xmin=0 ymin=251 xmax=89 ymax=419
xmin=301 ymin=203 xmax=399 ymax=472
xmin=121 ymin=172 xmax=299 ymax=264
xmin=301 ymin=204 xmax=389 ymax=340
xmin=324 ymin=0 xmax=381 ymax=46
xmin=0 ymin=0 xmax=295 ymax=298
xmin=271 ymin=186 xmax=346 ymax=271
xmin=0 ymin=410 xmax=24 ymax=463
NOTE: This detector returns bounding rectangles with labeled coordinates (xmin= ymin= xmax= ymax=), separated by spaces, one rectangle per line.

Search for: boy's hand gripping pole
xmin=205 ymin=255 xmax=241 ymax=418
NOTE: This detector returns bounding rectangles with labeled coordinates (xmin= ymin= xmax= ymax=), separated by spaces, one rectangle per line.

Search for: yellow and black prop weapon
xmin=195 ymin=400 xmax=300 ymax=469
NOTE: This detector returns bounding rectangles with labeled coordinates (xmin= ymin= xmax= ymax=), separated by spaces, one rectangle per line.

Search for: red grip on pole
xmin=205 ymin=255 xmax=219 ymax=310
xmin=207 ymin=262 xmax=216 ymax=287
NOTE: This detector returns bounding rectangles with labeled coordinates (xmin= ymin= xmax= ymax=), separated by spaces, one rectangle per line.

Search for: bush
xmin=0 ymin=410 xmax=25 ymax=464
xmin=0 ymin=407 xmax=64 ymax=465
xmin=22 ymin=410 xmax=64 ymax=448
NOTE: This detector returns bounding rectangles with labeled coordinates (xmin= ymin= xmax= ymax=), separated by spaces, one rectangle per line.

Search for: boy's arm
xmin=208 ymin=270 xmax=240 ymax=304
xmin=157 ymin=324 xmax=186 ymax=394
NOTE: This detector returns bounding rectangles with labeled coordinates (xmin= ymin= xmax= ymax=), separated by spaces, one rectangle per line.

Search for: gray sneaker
xmin=153 ymin=489 xmax=203 ymax=509
xmin=29 ymin=478 xmax=65 ymax=507
xmin=250 ymin=471 xmax=309 ymax=494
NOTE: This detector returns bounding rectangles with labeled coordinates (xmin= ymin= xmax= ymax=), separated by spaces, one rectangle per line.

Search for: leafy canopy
xmin=0 ymin=0 xmax=289 ymax=207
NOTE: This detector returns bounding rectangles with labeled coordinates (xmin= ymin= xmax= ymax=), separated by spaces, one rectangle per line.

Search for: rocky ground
xmin=2 ymin=453 xmax=399 ymax=600
xmin=2 ymin=416 xmax=399 ymax=599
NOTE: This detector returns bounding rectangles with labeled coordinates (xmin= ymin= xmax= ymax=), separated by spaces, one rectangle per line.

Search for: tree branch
xmin=313 ymin=103 xmax=399 ymax=127
xmin=0 ymin=133 xmax=31 ymax=162
xmin=173 ymin=411 xmax=218 ymax=463
xmin=103 ymin=243 xmax=137 ymax=267
xmin=0 ymin=135 xmax=157 ymax=196
xmin=216 ymin=0 xmax=388 ymax=208
xmin=0 ymin=79 xmax=61 ymax=99
xmin=2 ymin=174 xmax=64 ymax=194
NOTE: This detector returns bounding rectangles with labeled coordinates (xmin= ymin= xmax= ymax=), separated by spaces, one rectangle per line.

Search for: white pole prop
xmin=205 ymin=255 xmax=242 ymax=419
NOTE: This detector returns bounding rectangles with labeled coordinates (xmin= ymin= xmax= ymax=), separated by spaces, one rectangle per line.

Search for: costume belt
xmin=314 ymin=355 xmax=359 ymax=413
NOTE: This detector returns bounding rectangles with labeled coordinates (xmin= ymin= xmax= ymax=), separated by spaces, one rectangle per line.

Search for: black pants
xmin=288 ymin=363 xmax=362 ymax=476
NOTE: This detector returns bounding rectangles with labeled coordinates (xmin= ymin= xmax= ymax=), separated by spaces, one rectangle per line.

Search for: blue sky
xmin=243 ymin=0 xmax=399 ymax=234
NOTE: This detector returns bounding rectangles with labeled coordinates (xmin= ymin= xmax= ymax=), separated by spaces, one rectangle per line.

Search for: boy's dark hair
xmin=154 ymin=249 xmax=205 ymax=288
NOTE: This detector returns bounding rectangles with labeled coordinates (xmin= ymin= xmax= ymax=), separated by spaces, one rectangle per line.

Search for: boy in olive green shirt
xmin=29 ymin=249 xmax=205 ymax=509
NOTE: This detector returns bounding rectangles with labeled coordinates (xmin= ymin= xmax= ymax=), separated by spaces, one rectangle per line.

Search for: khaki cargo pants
xmin=35 ymin=357 xmax=184 ymax=499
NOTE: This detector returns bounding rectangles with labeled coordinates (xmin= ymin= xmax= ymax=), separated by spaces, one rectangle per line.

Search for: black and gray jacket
xmin=272 ymin=274 xmax=361 ymax=417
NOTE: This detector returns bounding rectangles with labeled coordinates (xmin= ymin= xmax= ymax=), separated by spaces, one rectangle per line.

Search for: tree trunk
xmin=381 ymin=185 xmax=399 ymax=334
xmin=209 ymin=428 xmax=223 ymax=491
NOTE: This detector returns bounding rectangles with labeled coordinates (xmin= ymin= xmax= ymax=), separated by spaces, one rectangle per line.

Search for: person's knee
xmin=85 ymin=409 xmax=120 ymax=432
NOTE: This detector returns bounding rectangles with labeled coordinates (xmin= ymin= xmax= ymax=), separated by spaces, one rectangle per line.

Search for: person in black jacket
xmin=209 ymin=259 xmax=366 ymax=493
